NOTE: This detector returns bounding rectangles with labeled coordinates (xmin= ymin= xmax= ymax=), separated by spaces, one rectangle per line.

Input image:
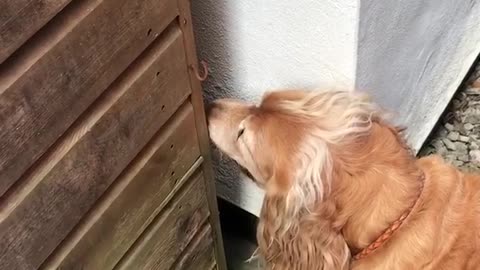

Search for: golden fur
xmin=207 ymin=89 xmax=480 ymax=270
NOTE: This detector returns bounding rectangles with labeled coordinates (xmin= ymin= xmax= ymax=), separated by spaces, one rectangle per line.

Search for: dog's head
xmin=206 ymin=91 xmax=305 ymax=195
xmin=207 ymin=89 xmax=380 ymax=200
xmin=207 ymin=89 xmax=386 ymax=269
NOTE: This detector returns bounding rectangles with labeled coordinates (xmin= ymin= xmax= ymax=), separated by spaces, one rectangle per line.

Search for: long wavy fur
xmin=257 ymin=89 xmax=382 ymax=270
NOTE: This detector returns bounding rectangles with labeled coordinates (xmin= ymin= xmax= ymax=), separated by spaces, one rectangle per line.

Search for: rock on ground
xmin=419 ymin=61 xmax=480 ymax=173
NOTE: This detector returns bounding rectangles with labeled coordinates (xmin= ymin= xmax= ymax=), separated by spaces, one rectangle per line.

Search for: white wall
xmin=356 ymin=0 xmax=480 ymax=153
xmin=192 ymin=0 xmax=480 ymax=217
xmin=192 ymin=0 xmax=360 ymax=216
xmin=356 ymin=0 xmax=480 ymax=150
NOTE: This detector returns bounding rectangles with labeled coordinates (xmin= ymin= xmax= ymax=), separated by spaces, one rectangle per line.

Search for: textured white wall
xmin=356 ymin=0 xmax=480 ymax=153
xmin=192 ymin=0 xmax=359 ymax=216
xmin=192 ymin=0 xmax=480 ymax=217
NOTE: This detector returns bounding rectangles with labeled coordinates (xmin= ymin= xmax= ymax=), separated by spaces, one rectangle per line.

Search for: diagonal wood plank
xmin=41 ymin=105 xmax=201 ymax=270
xmin=0 ymin=0 xmax=72 ymax=63
xmin=0 ymin=24 xmax=190 ymax=270
xmin=0 ymin=0 xmax=178 ymax=197
xmin=172 ymin=225 xmax=216 ymax=270
xmin=114 ymin=172 xmax=210 ymax=270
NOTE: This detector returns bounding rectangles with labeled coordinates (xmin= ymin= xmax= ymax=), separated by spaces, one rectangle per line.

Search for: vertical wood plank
xmin=177 ymin=1 xmax=228 ymax=269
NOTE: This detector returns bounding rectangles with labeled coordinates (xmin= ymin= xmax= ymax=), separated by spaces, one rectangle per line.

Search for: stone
xmin=463 ymin=107 xmax=476 ymax=116
xmin=452 ymin=99 xmax=463 ymax=109
xmin=453 ymin=160 xmax=465 ymax=167
xmin=469 ymin=150 xmax=480 ymax=164
xmin=465 ymin=87 xmax=480 ymax=95
xmin=473 ymin=127 xmax=480 ymax=135
xmin=470 ymin=141 xmax=480 ymax=150
xmin=442 ymin=138 xmax=456 ymax=151
xmin=444 ymin=154 xmax=457 ymax=162
xmin=455 ymin=122 xmax=467 ymax=134
xmin=432 ymin=139 xmax=447 ymax=154
xmin=459 ymin=135 xmax=470 ymax=143
xmin=464 ymin=123 xmax=475 ymax=130
xmin=447 ymin=131 xmax=460 ymax=141
xmin=436 ymin=127 xmax=448 ymax=137
xmin=444 ymin=123 xmax=455 ymax=131
xmin=458 ymin=154 xmax=470 ymax=162
xmin=465 ymin=114 xmax=480 ymax=124
xmin=468 ymin=101 xmax=480 ymax=106
xmin=454 ymin=142 xmax=468 ymax=155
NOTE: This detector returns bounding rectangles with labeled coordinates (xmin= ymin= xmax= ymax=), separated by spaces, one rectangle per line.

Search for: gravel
xmin=447 ymin=131 xmax=460 ymax=141
xmin=419 ymin=61 xmax=480 ymax=172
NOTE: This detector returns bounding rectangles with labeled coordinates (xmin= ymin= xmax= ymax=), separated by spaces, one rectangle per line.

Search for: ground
xmin=219 ymin=199 xmax=260 ymax=270
xmin=419 ymin=62 xmax=480 ymax=169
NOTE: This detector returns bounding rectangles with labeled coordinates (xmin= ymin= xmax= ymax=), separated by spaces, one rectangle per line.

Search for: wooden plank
xmin=177 ymin=1 xmax=228 ymax=269
xmin=0 ymin=0 xmax=72 ymax=63
xmin=173 ymin=225 xmax=216 ymax=270
xmin=41 ymin=105 xmax=201 ymax=270
xmin=0 ymin=0 xmax=178 ymax=197
xmin=0 ymin=25 xmax=190 ymax=270
xmin=114 ymin=172 xmax=211 ymax=270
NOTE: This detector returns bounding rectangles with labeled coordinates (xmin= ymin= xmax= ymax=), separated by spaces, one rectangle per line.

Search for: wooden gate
xmin=0 ymin=0 xmax=226 ymax=269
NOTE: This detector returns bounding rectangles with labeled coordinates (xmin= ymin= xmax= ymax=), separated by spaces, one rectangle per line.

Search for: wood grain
xmin=0 ymin=0 xmax=72 ymax=63
xmin=0 ymin=0 xmax=178 ymax=197
xmin=177 ymin=0 xmax=228 ymax=268
xmin=173 ymin=225 xmax=216 ymax=270
xmin=41 ymin=104 xmax=201 ymax=270
xmin=114 ymin=172 xmax=210 ymax=270
xmin=0 ymin=25 xmax=190 ymax=270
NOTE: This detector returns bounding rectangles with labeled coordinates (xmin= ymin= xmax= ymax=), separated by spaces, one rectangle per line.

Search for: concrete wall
xmin=357 ymin=0 xmax=480 ymax=152
xmin=192 ymin=0 xmax=480 ymax=216
xmin=192 ymin=0 xmax=359 ymax=216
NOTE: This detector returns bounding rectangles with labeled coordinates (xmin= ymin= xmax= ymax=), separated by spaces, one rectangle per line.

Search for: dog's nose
xmin=205 ymin=101 xmax=220 ymax=125
xmin=206 ymin=101 xmax=223 ymax=115
xmin=205 ymin=102 xmax=215 ymax=117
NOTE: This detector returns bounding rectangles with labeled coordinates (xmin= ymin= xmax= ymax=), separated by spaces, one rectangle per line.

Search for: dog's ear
xmin=266 ymin=156 xmax=294 ymax=196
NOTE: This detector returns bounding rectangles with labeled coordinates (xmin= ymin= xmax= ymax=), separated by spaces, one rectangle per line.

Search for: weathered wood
xmin=0 ymin=0 xmax=72 ymax=63
xmin=0 ymin=0 xmax=178 ymax=197
xmin=177 ymin=0 xmax=228 ymax=269
xmin=41 ymin=105 xmax=201 ymax=270
xmin=0 ymin=25 xmax=190 ymax=270
xmin=173 ymin=225 xmax=216 ymax=270
xmin=115 ymin=172 xmax=210 ymax=270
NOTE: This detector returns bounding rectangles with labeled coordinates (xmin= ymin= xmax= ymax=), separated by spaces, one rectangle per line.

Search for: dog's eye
xmin=237 ymin=128 xmax=245 ymax=140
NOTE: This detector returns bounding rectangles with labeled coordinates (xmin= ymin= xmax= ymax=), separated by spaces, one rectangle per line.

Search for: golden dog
xmin=207 ymin=89 xmax=480 ymax=270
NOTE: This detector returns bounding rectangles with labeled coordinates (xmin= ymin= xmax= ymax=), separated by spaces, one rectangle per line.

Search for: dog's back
xmin=207 ymin=89 xmax=480 ymax=269
xmin=353 ymin=155 xmax=480 ymax=270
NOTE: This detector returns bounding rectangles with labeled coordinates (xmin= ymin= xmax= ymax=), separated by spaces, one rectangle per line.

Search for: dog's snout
xmin=207 ymin=101 xmax=223 ymax=116
xmin=206 ymin=101 xmax=221 ymax=126
xmin=205 ymin=102 xmax=215 ymax=117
